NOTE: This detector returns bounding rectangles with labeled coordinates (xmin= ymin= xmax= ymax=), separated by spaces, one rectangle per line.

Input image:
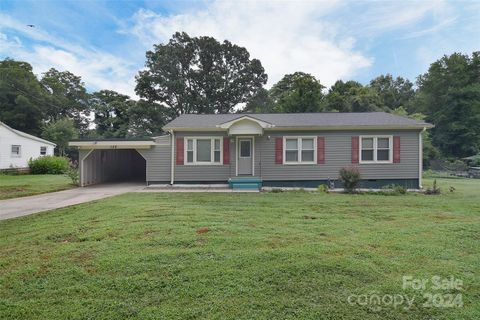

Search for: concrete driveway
xmin=0 ymin=183 xmax=145 ymax=220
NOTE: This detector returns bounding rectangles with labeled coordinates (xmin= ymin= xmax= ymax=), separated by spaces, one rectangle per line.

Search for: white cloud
xmin=0 ymin=0 xmax=462 ymax=98
xmin=0 ymin=14 xmax=137 ymax=97
xmin=123 ymin=1 xmax=373 ymax=88
xmin=348 ymin=0 xmax=448 ymax=35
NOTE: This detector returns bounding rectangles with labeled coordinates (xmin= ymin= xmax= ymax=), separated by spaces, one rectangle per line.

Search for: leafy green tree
xmin=417 ymin=52 xmax=480 ymax=157
xmin=323 ymin=80 xmax=382 ymax=112
xmin=242 ymin=88 xmax=275 ymax=113
xmin=90 ymin=90 xmax=133 ymax=138
xmin=269 ymin=72 xmax=325 ymax=113
xmin=0 ymin=59 xmax=47 ymax=135
xmin=430 ymin=85 xmax=480 ymax=157
xmin=40 ymin=68 xmax=89 ymax=133
xmin=369 ymin=74 xmax=415 ymax=112
xmin=392 ymin=107 xmax=441 ymax=165
xmin=128 ymin=99 xmax=172 ymax=137
xmin=349 ymin=86 xmax=383 ymax=112
xmin=136 ymin=32 xmax=267 ymax=115
xmin=41 ymin=117 xmax=78 ymax=156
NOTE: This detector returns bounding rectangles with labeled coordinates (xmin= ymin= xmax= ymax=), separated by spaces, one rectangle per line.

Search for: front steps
xmin=228 ymin=177 xmax=262 ymax=191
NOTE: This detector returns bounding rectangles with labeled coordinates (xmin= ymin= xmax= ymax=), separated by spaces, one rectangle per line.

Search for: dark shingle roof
xmin=163 ymin=112 xmax=432 ymax=130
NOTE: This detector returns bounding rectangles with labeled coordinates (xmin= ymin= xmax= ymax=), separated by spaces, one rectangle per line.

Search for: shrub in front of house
xmin=424 ymin=179 xmax=441 ymax=195
xmin=28 ymin=156 xmax=69 ymax=174
xmin=317 ymin=184 xmax=329 ymax=193
xmin=381 ymin=184 xmax=407 ymax=195
xmin=339 ymin=166 xmax=361 ymax=193
xmin=65 ymin=160 xmax=80 ymax=186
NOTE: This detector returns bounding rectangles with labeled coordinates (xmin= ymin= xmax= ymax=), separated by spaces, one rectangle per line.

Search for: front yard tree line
xmin=0 ymin=32 xmax=479 ymax=160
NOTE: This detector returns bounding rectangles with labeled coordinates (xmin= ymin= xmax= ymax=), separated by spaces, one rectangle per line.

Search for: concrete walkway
xmin=0 ymin=183 xmax=145 ymax=220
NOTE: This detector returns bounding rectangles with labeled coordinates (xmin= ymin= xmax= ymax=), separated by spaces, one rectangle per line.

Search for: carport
xmin=69 ymin=140 xmax=155 ymax=187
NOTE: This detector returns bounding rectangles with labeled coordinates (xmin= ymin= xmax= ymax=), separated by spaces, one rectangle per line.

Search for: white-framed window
xmin=184 ymin=137 xmax=223 ymax=165
xmin=283 ymin=136 xmax=316 ymax=164
xmin=11 ymin=145 xmax=21 ymax=157
xmin=40 ymin=146 xmax=47 ymax=156
xmin=360 ymin=136 xmax=393 ymax=163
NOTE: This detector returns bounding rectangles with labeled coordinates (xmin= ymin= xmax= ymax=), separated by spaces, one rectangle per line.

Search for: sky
xmin=0 ymin=0 xmax=479 ymax=97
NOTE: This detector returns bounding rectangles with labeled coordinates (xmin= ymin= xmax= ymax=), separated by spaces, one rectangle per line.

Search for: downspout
xmin=170 ymin=130 xmax=175 ymax=185
xmin=419 ymin=127 xmax=425 ymax=189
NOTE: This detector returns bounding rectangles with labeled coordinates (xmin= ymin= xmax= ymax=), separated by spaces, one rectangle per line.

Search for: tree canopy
xmin=0 ymin=60 xmax=47 ymax=135
xmin=1 ymin=44 xmax=479 ymax=164
xmin=417 ymin=52 xmax=480 ymax=158
xmin=136 ymin=32 xmax=268 ymax=115
xmin=269 ymin=72 xmax=325 ymax=113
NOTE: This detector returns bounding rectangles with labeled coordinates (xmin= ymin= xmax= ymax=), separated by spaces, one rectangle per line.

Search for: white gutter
xmin=164 ymin=124 xmax=434 ymax=132
xmin=419 ymin=127 xmax=426 ymax=189
xmin=170 ymin=130 xmax=175 ymax=185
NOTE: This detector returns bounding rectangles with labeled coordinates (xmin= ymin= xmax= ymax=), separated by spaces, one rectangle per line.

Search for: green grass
xmin=0 ymin=178 xmax=479 ymax=319
xmin=0 ymin=174 xmax=74 ymax=200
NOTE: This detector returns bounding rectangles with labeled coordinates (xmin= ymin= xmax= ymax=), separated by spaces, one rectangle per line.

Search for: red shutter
xmin=275 ymin=138 xmax=283 ymax=164
xmin=176 ymin=137 xmax=184 ymax=165
xmin=351 ymin=136 xmax=359 ymax=164
xmin=317 ymin=137 xmax=325 ymax=164
xmin=393 ymin=136 xmax=401 ymax=163
xmin=223 ymin=138 xmax=230 ymax=165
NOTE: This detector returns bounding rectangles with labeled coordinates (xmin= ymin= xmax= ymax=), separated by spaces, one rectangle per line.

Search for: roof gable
xmin=217 ymin=115 xmax=275 ymax=129
xmin=0 ymin=121 xmax=56 ymax=146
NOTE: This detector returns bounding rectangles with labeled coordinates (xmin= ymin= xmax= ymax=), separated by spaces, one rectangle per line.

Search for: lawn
xmin=0 ymin=174 xmax=74 ymax=200
xmin=0 ymin=178 xmax=479 ymax=319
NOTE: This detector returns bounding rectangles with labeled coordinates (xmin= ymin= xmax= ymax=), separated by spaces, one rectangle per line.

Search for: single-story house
xmin=0 ymin=121 xmax=56 ymax=170
xmin=69 ymin=112 xmax=433 ymax=189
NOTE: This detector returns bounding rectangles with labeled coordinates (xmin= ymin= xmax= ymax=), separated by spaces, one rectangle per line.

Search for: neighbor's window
xmin=185 ymin=137 xmax=222 ymax=164
xmin=284 ymin=137 xmax=316 ymax=164
xmin=40 ymin=146 xmax=47 ymax=156
xmin=360 ymin=136 xmax=392 ymax=163
xmin=11 ymin=145 xmax=21 ymax=157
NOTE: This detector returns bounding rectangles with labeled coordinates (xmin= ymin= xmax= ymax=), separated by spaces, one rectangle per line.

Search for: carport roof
xmin=69 ymin=139 xmax=156 ymax=149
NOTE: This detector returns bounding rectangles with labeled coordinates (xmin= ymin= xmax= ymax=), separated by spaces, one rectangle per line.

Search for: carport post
xmin=80 ymin=149 xmax=94 ymax=187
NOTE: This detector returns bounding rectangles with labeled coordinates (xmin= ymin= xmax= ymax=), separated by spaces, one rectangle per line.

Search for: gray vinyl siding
xmin=138 ymin=135 xmax=171 ymax=183
xmin=258 ymin=130 xmax=420 ymax=181
xmin=143 ymin=129 xmax=420 ymax=183
xmin=174 ymin=131 xmax=232 ymax=182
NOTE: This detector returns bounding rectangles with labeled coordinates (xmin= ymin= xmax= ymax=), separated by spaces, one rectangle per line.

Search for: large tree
xmin=90 ymin=90 xmax=134 ymax=138
xmin=242 ymin=88 xmax=274 ymax=113
xmin=128 ymin=99 xmax=172 ymax=137
xmin=0 ymin=59 xmax=47 ymax=135
xmin=269 ymin=72 xmax=325 ymax=113
xmin=369 ymin=74 xmax=415 ymax=112
xmin=135 ymin=32 xmax=267 ymax=115
xmin=417 ymin=52 xmax=480 ymax=157
xmin=40 ymin=68 xmax=89 ymax=133
xmin=41 ymin=117 xmax=78 ymax=156
xmin=323 ymin=80 xmax=382 ymax=112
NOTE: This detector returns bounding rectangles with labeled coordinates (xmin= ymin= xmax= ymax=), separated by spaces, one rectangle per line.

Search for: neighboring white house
xmin=0 ymin=121 xmax=56 ymax=169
